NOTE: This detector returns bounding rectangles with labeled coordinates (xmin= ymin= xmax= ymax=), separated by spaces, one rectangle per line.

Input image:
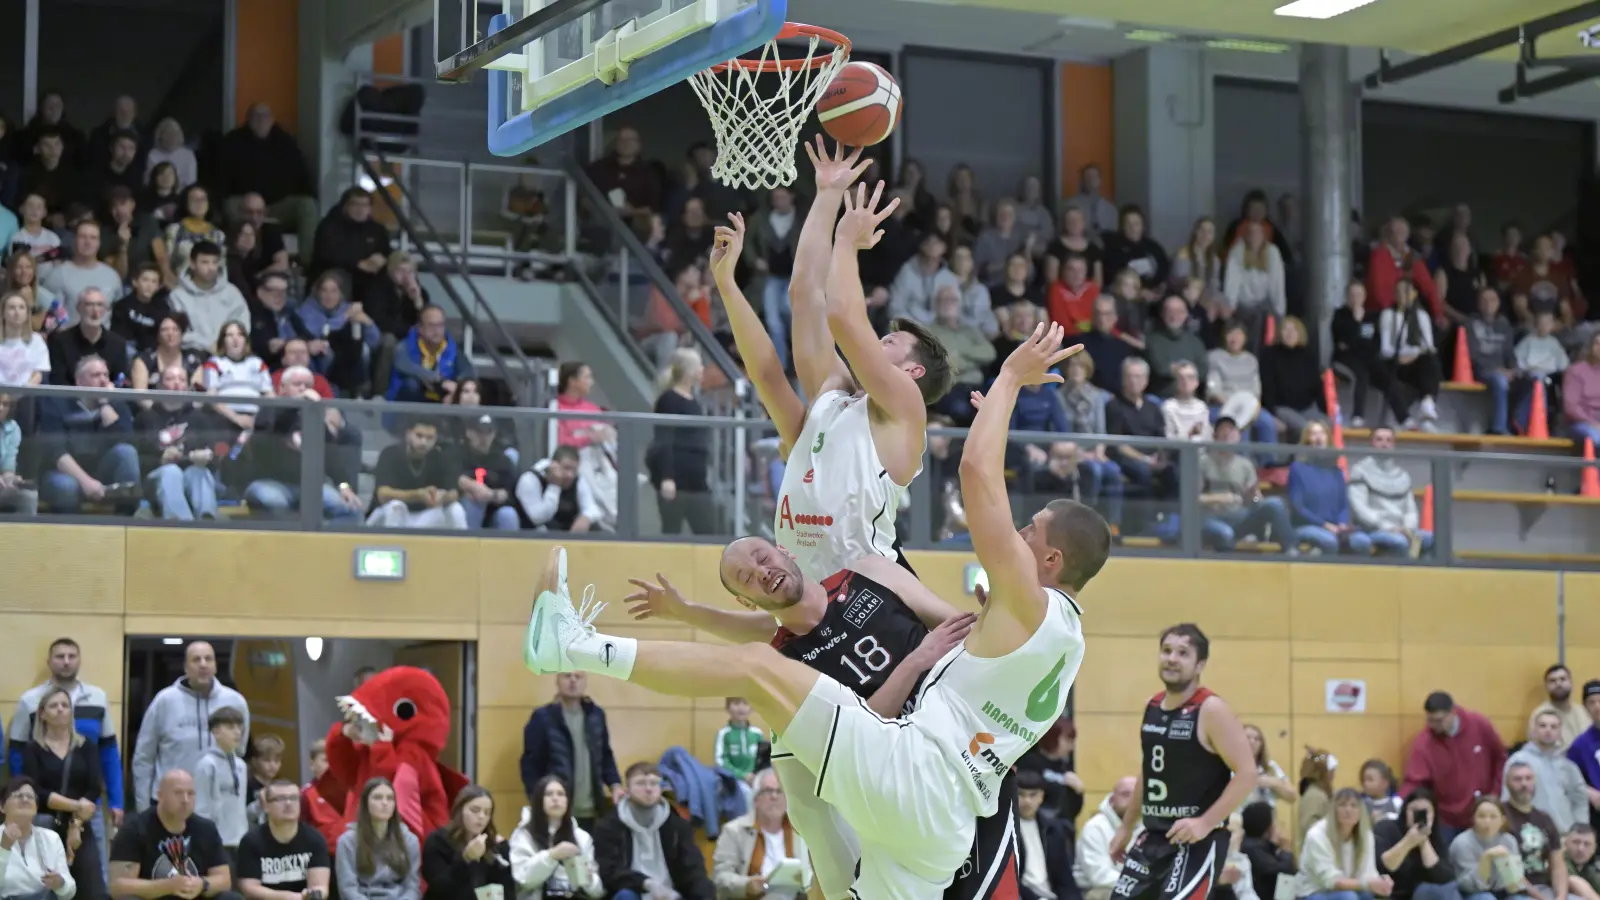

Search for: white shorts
xmin=770 ymin=739 xmax=861 ymax=900
xmin=781 ymin=675 xmax=975 ymax=900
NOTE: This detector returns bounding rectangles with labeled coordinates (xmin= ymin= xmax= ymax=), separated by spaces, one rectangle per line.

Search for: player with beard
xmin=1108 ymin=625 xmax=1256 ymax=900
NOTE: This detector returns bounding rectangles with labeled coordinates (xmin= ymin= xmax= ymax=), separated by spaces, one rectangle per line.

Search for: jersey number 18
xmin=839 ymin=636 xmax=892 ymax=684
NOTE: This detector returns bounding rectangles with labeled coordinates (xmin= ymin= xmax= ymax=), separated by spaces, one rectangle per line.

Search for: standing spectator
xmin=453 ymin=415 xmax=520 ymax=531
xmin=1199 ymin=417 xmax=1294 ymax=552
xmin=86 ymin=95 xmax=143 ymax=170
xmin=1223 ymin=191 xmax=1295 ymax=263
xmin=519 ymin=673 xmax=623 ymax=831
xmin=111 ymin=263 xmax=173 ymax=352
xmin=129 ymin=313 xmax=202 ymax=397
xmin=1510 ymin=234 xmax=1587 ymax=328
xmin=974 ymin=199 xmax=1027 ymax=282
xmin=592 ymin=762 xmax=714 ymax=900
xmin=1403 ymin=692 xmax=1508 ymax=839
xmin=143 ymin=119 xmax=197 ymax=191
xmin=1349 ymin=427 xmax=1432 ymax=557
xmin=1564 ymin=333 xmax=1600 ymax=449
xmin=1379 ymin=279 xmax=1443 ymax=431
xmin=109 ymin=771 xmax=237 ymax=900
xmin=664 ymin=197 xmax=715 ymax=270
xmin=18 ymin=687 xmax=105 ymax=900
xmin=1075 ymin=777 xmax=1138 ymax=900
xmin=945 ymin=163 xmax=986 ymax=236
xmin=1530 ymin=666 xmax=1589 ymax=751
xmin=1373 ymin=790 xmax=1458 ymax=900
xmin=130 ymin=641 xmax=249 ymax=811
xmin=297 ymin=270 xmax=379 ymax=398
xmin=554 ymin=362 xmax=607 ymax=449
xmin=1224 ymin=221 xmax=1288 ymax=341
xmin=1369 ymin=216 xmax=1441 ymax=317
xmin=335 ymin=777 xmax=422 ymax=900
xmin=41 ymin=221 xmax=124 ymax=315
xmin=585 ymin=126 xmax=663 ymax=235
xmin=1015 ymin=769 xmax=1074 ymax=900
xmin=1206 ymin=322 xmax=1277 ymax=446
xmin=1044 ymin=206 xmax=1104 ymax=288
xmin=1288 ymin=421 xmax=1371 ymax=556
xmin=193 ymin=707 xmax=249 ymax=859
xmin=236 ymin=780 xmax=332 ymax=900
xmin=219 ymin=104 xmax=318 ymax=253
xmin=888 ymin=230 xmax=960 ymax=326
xmin=1467 ymin=289 xmax=1518 ymax=435
xmin=925 ymin=285 xmax=996 ymax=423
xmin=1571 ymin=682 xmax=1600 ymax=823
xmin=37 ymin=354 xmax=141 ymax=513
xmin=1436 ymin=232 xmax=1483 ymax=334
xmin=1101 ymin=205 xmax=1169 ymax=303
xmin=1146 ymin=295 xmax=1209 ymax=397
xmin=1504 ymin=714 xmax=1588 ymax=835
xmin=169 ymin=241 xmax=250 ymax=355
xmin=648 ymin=348 xmax=715 ymax=535
xmin=0 ymin=291 xmax=49 ymax=386
xmin=1241 ymin=802 xmax=1298 ymax=900
xmin=1172 ymin=217 xmax=1224 ymax=300
xmin=1244 ymin=724 xmax=1297 ymax=809
xmin=745 ymin=187 xmax=801 ymax=370
xmin=1048 ymin=254 xmax=1100 ymax=337
xmin=160 ymin=186 xmax=227 ymax=287
xmin=1333 ymin=282 xmax=1383 ymax=428
xmin=1261 ymin=316 xmax=1327 ymax=443
xmin=0 ymin=776 xmax=77 ymax=900
xmin=420 ymin=787 xmax=517 ymax=900
xmin=1163 ymin=360 xmax=1212 ymax=441
xmin=388 ymin=305 xmax=472 ymax=403
xmin=1501 ymin=765 xmax=1568 ymax=900
xmin=516 ymin=447 xmax=601 ymax=532
xmin=713 ymin=698 xmax=763 ymax=784
xmin=1056 ymin=355 xmax=1125 ymax=541
xmin=510 ymin=776 xmax=603 ymax=900
xmin=136 ymin=362 xmax=226 ymax=520
xmin=367 ymin=418 xmax=467 ymax=529
xmin=1107 ymin=357 xmax=1175 ymax=500
xmin=1072 ymin=297 xmax=1136 ymax=394
xmin=1291 ymin=788 xmax=1390 ymax=900
xmin=711 ymin=767 xmax=808 ymax=900
xmin=308 ymin=188 xmax=392 ymax=304
xmin=1064 ymin=164 xmax=1117 ymax=235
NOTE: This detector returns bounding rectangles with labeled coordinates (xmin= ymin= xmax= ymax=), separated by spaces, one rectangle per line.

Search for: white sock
xmin=570 ymin=630 xmax=637 ymax=681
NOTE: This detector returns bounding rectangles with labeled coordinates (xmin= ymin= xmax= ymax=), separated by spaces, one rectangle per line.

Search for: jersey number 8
xmin=1146 ymin=746 xmax=1168 ymax=801
xmin=839 ymin=636 xmax=893 ymax=684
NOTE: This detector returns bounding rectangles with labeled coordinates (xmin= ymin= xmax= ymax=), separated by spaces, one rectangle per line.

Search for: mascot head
xmin=335 ymin=666 xmax=451 ymax=756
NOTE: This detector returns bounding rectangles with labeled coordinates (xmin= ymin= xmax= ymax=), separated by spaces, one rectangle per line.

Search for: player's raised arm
xmin=624 ymin=574 xmax=778 ymax=645
xmin=960 ymin=323 xmax=1082 ymax=646
xmin=709 ymin=214 xmax=806 ymax=452
xmin=1169 ymin=695 xmax=1258 ymax=843
xmin=790 ymin=137 xmax=865 ymax=401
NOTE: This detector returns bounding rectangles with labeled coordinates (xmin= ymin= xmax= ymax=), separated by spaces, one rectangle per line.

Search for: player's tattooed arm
xmin=709 ymin=213 xmax=807 ymax=453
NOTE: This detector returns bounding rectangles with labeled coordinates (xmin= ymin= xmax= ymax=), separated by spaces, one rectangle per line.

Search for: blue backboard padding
xmin=486 ymin=0 xmax=788 ymax=156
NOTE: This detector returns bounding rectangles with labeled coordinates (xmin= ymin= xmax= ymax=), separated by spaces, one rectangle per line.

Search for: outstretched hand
xmin=804 ymin=135 xmax=871 ymax=192
xmin=834 ymin=181 xmax=899 ymax=250
xmin=1000 ymin=322 xmax=1082 ymax=386
xmin=710 ymin=213 xmax=746 ymax=283
xmin=625 ymin=573 xmax=690 ymax=622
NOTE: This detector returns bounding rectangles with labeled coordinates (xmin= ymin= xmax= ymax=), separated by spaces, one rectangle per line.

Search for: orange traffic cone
xmin=1332 ymin=414 xmax=1348 ymax=476
xmin=1450 ymin=325 xmax=1475 ymax=384
xmin=1420 ymin=484 xmax=1435 ymax=532
xmin=1583 ymin=439 xmax=1600 ymax=498
xmin=1262 ymin=316 xmax=1277 ymax=348
xmin=1322 ymin=368 xmax=1340 ymax=417
xmin=1527 ymin=380 xmax=1550 ymax=439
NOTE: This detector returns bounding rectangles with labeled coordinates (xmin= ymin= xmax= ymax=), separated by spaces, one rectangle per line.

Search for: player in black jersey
xmin=1108 ymin=624 xmax=1256 ymax=900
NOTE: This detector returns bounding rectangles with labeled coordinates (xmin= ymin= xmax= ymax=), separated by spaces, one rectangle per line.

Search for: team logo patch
xmin=1167 ymin=717 xmax=1195 ymax=740
xmin=968 ymin=732 xmax=995 ymax=756
xmin=842 ymin=588 xmax=883 ymax=628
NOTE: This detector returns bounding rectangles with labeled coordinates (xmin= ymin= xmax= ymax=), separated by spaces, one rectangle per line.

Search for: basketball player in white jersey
xmin=523 ymin=311 xmax=1112 ymax=899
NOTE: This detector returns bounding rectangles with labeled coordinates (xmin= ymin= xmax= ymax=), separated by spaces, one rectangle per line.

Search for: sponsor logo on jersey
xmin=1167 ymin=717 xmax=1195 ymax=740
xmin=842 ymin=588 xmax=883 ymax=628
xmin=812 ymin=432 xmax=826 ymax=453
xmin=958 ymin=732 xmax=1006 ymax=801
xmin=802 ymin=468 xmax=814 ymax=484
xmin=1142 ymin=723 xmax=1168 ymax=735
xmin=776 ymin=495 xmax=833 ymax=546
xmin=799 ymin=630 xmax=848 ymax=663
xmin=1141 ymin=802 xmax=1203 ymax=819
xmin=981 ymin=701 xmax=1039 ymax=744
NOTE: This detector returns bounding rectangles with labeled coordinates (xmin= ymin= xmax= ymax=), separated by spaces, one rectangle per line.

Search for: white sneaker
xmin=1419 ymin=397 xmax=1439 ymax=421
xmin=524 ymin=557 xmax=608 ymax=675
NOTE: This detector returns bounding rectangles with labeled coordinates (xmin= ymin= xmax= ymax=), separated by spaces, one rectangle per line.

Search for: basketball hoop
xmin=688 ymin=23 xmax=851 ymax=190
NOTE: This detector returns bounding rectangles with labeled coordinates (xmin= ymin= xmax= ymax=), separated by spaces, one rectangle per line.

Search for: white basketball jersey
xmin=912 ymin=587 xmax=1085 ymax=817
xmin=774 ymin=390 xmax=914 ymax=583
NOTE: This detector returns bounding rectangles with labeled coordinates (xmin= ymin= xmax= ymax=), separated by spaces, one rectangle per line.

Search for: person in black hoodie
xmin=1331 ymin=281 xmax=1383 ymax=428
xmin=307 ymin=187 xmax=392 ymax=304
xmin=20 ymin=92 xmax=86 ymax=171
xmin=1374 ymin=789 xmax=1457 ymax=900
xmin=1259 ymin=315 xmax=1328 ymax=443
xmin=1239 ymin=801 xmax=1297 ymax=900
xmin=219 ymin=103 xmax=319 ymax=253
xmin=421 ymin=787 xmax=518 ymax=900
xmin=112 ymin=263 xmax=174 ymax=353
xmin=1016 ymin=770 xmax=1077 ymax=900
xmin=591 ymin=762 xmax=714 ymax=900
xmin=135 ymin=361 xmax=230 ymax=520
xmin=20 ymin=686 xmax=107 ymax=900
xmin=1100 ymin=204 xmax=1170 ymax=304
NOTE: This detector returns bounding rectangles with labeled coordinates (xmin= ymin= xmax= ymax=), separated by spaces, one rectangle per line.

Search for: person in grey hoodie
xmin=167 ymin=241 xmax=250 ymax=354
xmin=1348 ymin=426 xmax=1433 ymax=558
xmin=1502 ymin=711 xmax=1589 ymax=834
xmin=193 ymin=706 xmax=250 ymax=857
xmin=887 ymin=230 xmax=961 ymax=326
xmin=337 ymin=778 xmax=422 ymax=900
xmin=591 ymin=762 xmax=713 ymax=900
xmin=131 ymin=640 xmax=249 ymax=810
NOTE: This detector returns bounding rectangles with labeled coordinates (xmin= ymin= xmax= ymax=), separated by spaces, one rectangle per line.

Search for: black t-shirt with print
xmin=110 ymin=808 xmax=228 ymax=896
xmin=235 ymin=822 xmax=331 ymax=894
xmin=1505 ymin=804 xmax=1562 ymax=888
xmin=369 ymin=445 xmax=456 ymax=513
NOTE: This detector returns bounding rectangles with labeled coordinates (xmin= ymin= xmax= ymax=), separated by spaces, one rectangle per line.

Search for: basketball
xmin=816 ymin=61 xmax=903 ymax=147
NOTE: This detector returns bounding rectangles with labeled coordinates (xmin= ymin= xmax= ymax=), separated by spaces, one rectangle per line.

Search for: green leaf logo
xmin=1025 ymin=654 xmax=1068 ymax=722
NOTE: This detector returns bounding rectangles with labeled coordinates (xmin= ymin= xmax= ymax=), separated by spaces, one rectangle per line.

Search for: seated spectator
xmin=0 ymin=291 xmax=49 ymax=387
xmin=226 ymin=222 xmax=269 ymax=296
xmin=48 ymin=287 xmax=129 ymax=387
xmin=1514 ymin=310 xmax=1570 ymax=433
xmin=1075 ymin=297 xmax=1139 ymax=394
xmin=245 ymin=734 xmax=285 ymax=820
xmin=1107 ymin=357 xmax=1175 ymax=500
xmin=1566 ymin=828 xmax=1600 ymax=900
xmin=1043 ymin=206 xmax=1103 ymax=288
xmin=664 ymin=196 xmax=714 ymax=269
xmin=270 ymin=340 xmax=334 ymax=398
xmin=1369 ymin=216 xmax=1441 ymax=317
xmin=1223 ymin=221 xmax=1288 ymax=345
xmin=510 ymin=776 xmax=603 ymax=900
xmin=453 ymin=415 xmax=520 ymax=531
xmin=130 ymin=313 xmax=202 ymax=401
xmin=0 ymin=186 xmax=15 ymax=252
xmin=1014 ymin=719 xmax=1084 ymax=823
xmin=593 ymin=762 xmax=714 ymax=900
xmin=144 ymin=119 xmax=195 ymax=190
xmin=367 ymin=418 xmax=466 ymax=529
xmin=231 ymin=193 xmax=291 ymax=274
xmin=136 ymin=363 xmax=227 ymax=520
xmin=1241 ymin=802 xmax=1297 ymax=900
xmin=18 ymin=688 xmax=104 ymax=899
xmin=974 ymin=198 xmax=1028 ymax=282
xmin=1047 ymin=253 xmax=1099 ymax=337
xmin=554 ymin=362 xmax=608 ymax=449
xmin=1504 ymin=712 xmax=1587 ymax=835
xmin=1379 ymin=278 xmax=1444 ymax=431
xmin=111 ymin=263 xmax=173 ymax=352
xmin=1348 ymin=427 xmax=1432 ymax=558
xmin=711 ymin=767 xmax=808 ymax=899
xmin=388 ymin=305 xmax=472 ymax=403
xmin=1147 ymin=295 xmax=1209 ymax=397
xmin=948 ymin=243 xmax=997 ymax=337
xmin=1362 ymin=761 xmax=1405 ymax=824
xmin=10 ymin=195 xmax=62 ymax=262
xmin=1500 ymin=769 xmax=1566 ymax=900
xmin=1260 ymin=316 xmax=1328 ymax=443
xmin=1200 ymin=417 xmax=1292 ymax=552
xmin=241 ymin=368 xmax=363 ymax=520
xmin=142 ymin=162 xmax=182 ymax=224
xmin=85 ymin=95 xmax=143 ymax=168
xmin=0 ymin=393 xmax=32 ymax=515
xmin=0 ymin=776 xmax=77 ymax=900
xmin=1011 ymin=366 xmax=1071 ymax=483
xmin=1301 ymin=749 xmax=1337 ymax=846
xmin=586 ymin=126 xmax=663 ymax=236
xmin=1014 ymin=175 xmax=1055 ymax=248
xmin=1490 ymin=224 xmax=1527 ymax=293
xmin=41 ymin=220 xmax=124 ymax=313
xmin=1467 ymin=288 xmax=1517 ymax=435
xmin=991 ymin=299 xmax=1043 ymax=380
xmin=1172 ymin=217 xmax=1224 ymax=300
xmin=23 ymin=129 xmax=82 ymax=220
xmin=194 ymin=707 xmax=249 ymax=855
xmin=1102 ymin=205 xmax=1168 ymax=303
xmin=1014 ymin=769 xmax=1073 ymax=900
xmin=161 ymin=185 xmax=228 ymax=287
xmin=1163 ymin=360 xmax=1212 ymax=442
xmin=1436 ymin=231 xmax=1482 ymax=335
xmin=420 ymin=787 xmax=517 ymax=900
xmin=309 ymin=188 xmax=393 ymax=303
xmin=220 ymin=103 xmax=320 ymax=253
xmin=887 ymin=230 xmax=960 ymax=327
xmin=7 ymin=250 xmax=63 ymax=337
xmin=926 ymin=285 xmax=996 ymax=424
xmin=1106 ymin=268 xmax=1150 ymax=338
xmin=1057 ymin=353 xmax=1124 ymax=532
xmin=1206 ymin=322 xmax=1277 ymax=446
xmin=517 ymin=446 xmax=599 ymax=533
xmin=238 ymin=779 xmax=332 ymax=900
xmin=1448 ymin=798 xmax=1528 ymax=900
xmin=334 ymin=777 xmax=422 ymax=900
xmin=169 ymin=241 xmax=250 ymax=355
xmin=109 ymin=770 xmax=238 ymax=900
xmin=1076 ymin=777 xmax=1138 ymax=900
xmin=297 ymin=270 xmax=380 ymax=398
xmin=85 ymin=130 xmax=143 ymax=208
xmin=365 ymin=250 xmax=429 ymax=342
xmin=203 ymin=319 xmax=272 ymax=427
xmin=1293 ymin=788 xmax=1389 ymax=900
xmin=1564 ymin=332 xmax=1600 ymax=449
xmin=38 ymin=354 xmax=141 ymax=513
xmin=444 ymin=377 xmax=514 ymax=463
xmin=1511 ymin=233 xmax=1587 ymax=328
xmin=249 ymin=270 xmax=312 ymax=370
xmin=103 ymin=186 xmax=165 ymax=281
xmin=648 ymin=349 xmax=714 ymax=535
xmin=947 ymin=163 xmax=986 ymax=236
xmin=1288 ymin=421 xmax=1372 ymax=556
xmin=1373 ymin=790 xmax=1457 ymax=900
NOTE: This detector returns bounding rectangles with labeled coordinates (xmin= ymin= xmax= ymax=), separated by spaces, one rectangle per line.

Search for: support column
xmin=1112 ymin=46 xmax=1215 ymax=250
xmin=1299 ymin=43 xmax=1353 ymax=366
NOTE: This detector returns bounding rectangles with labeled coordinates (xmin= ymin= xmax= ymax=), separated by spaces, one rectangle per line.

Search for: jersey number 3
xmin=839 ymin=636 xmax=892 ymax=684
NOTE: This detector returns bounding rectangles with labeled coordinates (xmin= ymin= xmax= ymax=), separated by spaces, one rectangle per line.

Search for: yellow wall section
xmin=0 ymin=525 xmax=1577 ymax=834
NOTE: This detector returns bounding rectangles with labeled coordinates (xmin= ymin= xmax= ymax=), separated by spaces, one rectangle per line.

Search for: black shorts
xmin=944 ymin=772 xmax=1020 ymax=900
xmin=1112 ymin=829 xmax=1230 ymax=900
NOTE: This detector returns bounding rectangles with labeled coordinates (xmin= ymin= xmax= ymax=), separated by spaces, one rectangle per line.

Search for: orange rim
xmin=709 ymin=22 xmax=851 ymax=73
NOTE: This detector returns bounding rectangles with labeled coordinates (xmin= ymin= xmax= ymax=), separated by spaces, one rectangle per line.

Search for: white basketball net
xmin=688 ymin=32 xmax=850 ymax=191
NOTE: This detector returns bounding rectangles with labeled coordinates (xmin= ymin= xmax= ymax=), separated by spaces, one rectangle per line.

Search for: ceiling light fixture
xmin=1207 ymin=38 xmax=1291 ymax=53
xmin=1125 ymin=29 xmax=1179 ymax=43
xmin=1274 ymin=0 xmax=1381 ymax=20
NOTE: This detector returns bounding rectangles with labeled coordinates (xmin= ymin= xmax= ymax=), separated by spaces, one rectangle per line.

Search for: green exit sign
xmin=964 ymin=563 xmax=987 ymax=595
xmin=354 ymin=548 xmax=407 ymax=581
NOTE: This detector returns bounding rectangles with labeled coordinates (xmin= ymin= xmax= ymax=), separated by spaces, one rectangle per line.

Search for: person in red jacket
xmin=1368 ymin=215 xmax=1441 ymax=320
xmin=1401 ymin=691 xmax=1508 ymax=838
xmin=1047 ymin=252 xmax=1100 ymax=335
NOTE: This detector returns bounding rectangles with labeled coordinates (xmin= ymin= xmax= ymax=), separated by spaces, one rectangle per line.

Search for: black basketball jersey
xmin=1139 ymin=687 xmax=1233 ymax=832
xmin=771 ymin=567 xmax=929 ymax=715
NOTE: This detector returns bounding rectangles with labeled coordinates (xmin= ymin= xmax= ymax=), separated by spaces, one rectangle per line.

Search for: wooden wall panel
xmin=0 ymin=525 xmax=126 ymax=613
xmin=0 ymin=614 xmax=125 ymax=703
xmin=1085 ymin=559 xmax=1292 ymax=639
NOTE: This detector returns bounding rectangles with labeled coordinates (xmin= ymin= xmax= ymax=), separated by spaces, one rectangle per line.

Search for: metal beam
xmin=1497 ymin=62 xmax=1595 ymax=103
xmin=1364 ymin=0 xmax=1600 ymax=88
xmin=436 ymin=0 xmax=607 ymax=83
